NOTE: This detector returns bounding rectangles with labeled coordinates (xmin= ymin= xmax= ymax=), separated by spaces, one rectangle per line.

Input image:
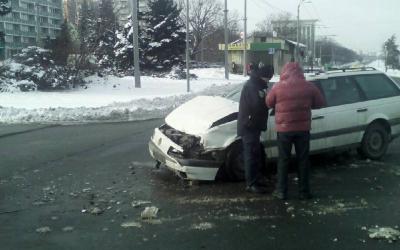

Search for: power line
xmin=252 ymin=0 xmax=290 ymax=15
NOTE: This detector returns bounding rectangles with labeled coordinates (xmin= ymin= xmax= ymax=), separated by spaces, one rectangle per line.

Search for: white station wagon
xmin=149 ymin=68 xmax=400 ymax=181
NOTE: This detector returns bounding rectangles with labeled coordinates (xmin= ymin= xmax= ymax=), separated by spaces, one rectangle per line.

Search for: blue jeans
xmin=276 ymin=131 xmax=311 ymax=195
xmin=242 ymin=130 xmax=262 ymax=187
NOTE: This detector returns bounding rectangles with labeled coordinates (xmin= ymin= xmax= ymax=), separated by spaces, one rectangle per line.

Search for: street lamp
xmin=296 ymin=0 xmax=310 ymax=63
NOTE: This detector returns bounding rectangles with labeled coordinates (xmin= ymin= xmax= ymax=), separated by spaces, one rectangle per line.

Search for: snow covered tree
xmin=114 ymin=13 xmax=148 ymax=71
xmin=47 ymin=19 xmax=72 ymax=65
xmin=0 ymin=0 xmax=11 ymax=15
xmin=77 ymin=0 xmax=97 ymax=69
xmin=383 ymin=35 xmax=400 ymax=70
xmin=94 ymin=0 xmax=118 ymax=68
xmin=141 ymin=0 xmax=186 ymax=70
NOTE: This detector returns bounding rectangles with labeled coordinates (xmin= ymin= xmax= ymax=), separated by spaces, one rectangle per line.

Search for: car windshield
xmin=225 ymin=83 xmax=244 ymax=102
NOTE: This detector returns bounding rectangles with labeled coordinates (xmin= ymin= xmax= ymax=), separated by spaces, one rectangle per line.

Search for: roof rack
xmin=326 ymin=67 xmax=377 ymax=73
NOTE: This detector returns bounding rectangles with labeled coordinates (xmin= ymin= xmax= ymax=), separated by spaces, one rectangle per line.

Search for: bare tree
xmin=177 ymin=0 xmax=223 ymax=60
xmin=200 ymin=10 xmax=241 ymax=62
xmin=255 ymin=12 xmax=293 ymax=38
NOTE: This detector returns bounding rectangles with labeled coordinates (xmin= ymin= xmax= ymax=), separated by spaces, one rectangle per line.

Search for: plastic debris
xmin=286 ymin=206 xmax=295 ymax=213
xmin=368 ymin=227 xmax=400 ymax=243
xmin=121 ymin=221 xmax=142 ymax=228
xmin=141 ymin=206 xmax=159 ymax=220
xmin=89 ymin=207 xmax=104 ymax=215
xmin=131 ymin=200 xmax=151 ymax=208
xmin=191 ymin=222 xmax=214 ymax=230
xmin=62 ymin=226 xmax=74 ymax=232
xmin=36 ymin=226 xmax=51 ymax=233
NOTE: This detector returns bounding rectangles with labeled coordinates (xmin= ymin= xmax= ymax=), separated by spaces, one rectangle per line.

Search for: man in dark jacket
xmin=238 ymin=65 xmax=274 ymax=194
xmin=266 ymin=62 xmax=325 ymax=200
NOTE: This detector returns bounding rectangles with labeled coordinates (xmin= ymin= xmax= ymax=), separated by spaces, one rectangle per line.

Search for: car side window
xmin=320 ymin=77 xmax=362 ymax=106
xmin=353 ymin=74 xmax=400 ymax=100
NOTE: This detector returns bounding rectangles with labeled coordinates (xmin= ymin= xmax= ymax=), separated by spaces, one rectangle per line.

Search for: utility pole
xmin=186 ymin=0 xmax=190 ymax=92
xmin=243 ymin=0 xmax=247 ymax=76
xmin=296 ymin=1 xmax=301 ymax=63
xmin=132 ymin=0 xmax=141 ymax=88
xmin=224 ymin=0 xmax=229 ymax=80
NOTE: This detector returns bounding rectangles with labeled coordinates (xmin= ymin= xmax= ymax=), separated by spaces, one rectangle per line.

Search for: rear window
xmin=353 ymin=74 xmax=400 ymax=100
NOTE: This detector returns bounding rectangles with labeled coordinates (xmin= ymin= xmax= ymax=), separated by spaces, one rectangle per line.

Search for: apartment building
xmin=0 ymin=0 xmax=63 ymax=60
xmin=272 ymin=19 xmax=317 ymax=61
xmin=113 ymin=0 xmax=148 ymax=26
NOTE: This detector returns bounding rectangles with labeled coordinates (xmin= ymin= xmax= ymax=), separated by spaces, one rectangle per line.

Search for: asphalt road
xmin=1 ymin=120 xmax=400 ymax=250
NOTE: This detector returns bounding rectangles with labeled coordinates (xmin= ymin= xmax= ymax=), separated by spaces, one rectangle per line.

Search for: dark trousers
xmin=276 ymin=131 xmax=310 ymax=195
xmin=242 ymin=130 xmax=262 ymax=187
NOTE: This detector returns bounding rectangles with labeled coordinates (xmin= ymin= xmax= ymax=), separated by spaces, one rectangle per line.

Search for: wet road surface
xmin=0 ymin=119 xmax=399 ymax=250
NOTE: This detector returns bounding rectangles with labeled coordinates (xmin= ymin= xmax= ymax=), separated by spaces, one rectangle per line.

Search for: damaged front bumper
xmin=148 ymin=127 xmax=222 ymax=180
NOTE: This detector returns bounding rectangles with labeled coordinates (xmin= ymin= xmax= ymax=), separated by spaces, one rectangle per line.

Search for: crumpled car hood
xmin=165 ymin=96 xmax=238 ymax=135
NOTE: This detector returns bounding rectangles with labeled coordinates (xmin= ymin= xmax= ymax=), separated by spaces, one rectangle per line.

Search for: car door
xmin=319 ymin=76 xmax=366 ymax=148
xmin=265 ymin=81 xmax=327 ymax=158
xmin=351 ymin=73 xmax=400 ymax=140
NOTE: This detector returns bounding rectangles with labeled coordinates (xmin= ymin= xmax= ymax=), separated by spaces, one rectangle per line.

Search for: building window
xmin=19 ymin=2 xmax=28 ymax=9
xmin=41 ymin=28 xmax=49 ymax=34
xmin=40 ymin=17 xmax=48 ymax=24
xmin=13 ymin=24 xmax=20 ymax=31
xmin=22 ymin=37 xmax=30 ymax=43
xmin=5 ymin=23 xmax=13 ymax=30
xmin=40 ymin=5 xmax=48 ymax=12
xmin=12 ymin=12 xmax=20 ymax=19
xmin=21 ymin=25 xmax=29 ymax=32
xmin=29 ymin=15 xmax=35 ymax=21
xmin=13 ymin=36 xmax=21 ymax=44
xmin=5 ymin=35 xmax=12 ymax=43
xmin=51 ymin=8 xmax=61 ymax=15
xmin=29 ymin=26 xmax=36 ymax=32
xmin=52 ymin=19 xmax=60 ymax=25
xmin=21 ymin=13 xmax=29 ymax=21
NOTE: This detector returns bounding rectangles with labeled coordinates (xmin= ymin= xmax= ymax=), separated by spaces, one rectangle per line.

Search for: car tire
xmin=224 ymin=142 xmax=267 ymax=182
xmin=224 ymin=142 xmax=245 ymax=181
xmin=359 ymin=123 xmax=389 ymax=160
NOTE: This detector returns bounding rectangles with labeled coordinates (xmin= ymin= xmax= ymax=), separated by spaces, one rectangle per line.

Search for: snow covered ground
xmin=367 ymin=60 xmax=400 ymax=77
xmin=0 ymin=68 xmax=250 ymax=124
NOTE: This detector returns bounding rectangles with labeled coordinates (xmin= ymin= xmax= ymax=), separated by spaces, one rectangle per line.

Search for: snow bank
xmin=367 ymin=60 xmax=400 ymax=77
xmin=0 ymin=68 xmax=248 ymax=124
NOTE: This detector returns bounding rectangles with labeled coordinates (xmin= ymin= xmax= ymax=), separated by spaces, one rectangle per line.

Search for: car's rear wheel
xmin=359 ymin=123 xmax=389 ymax=160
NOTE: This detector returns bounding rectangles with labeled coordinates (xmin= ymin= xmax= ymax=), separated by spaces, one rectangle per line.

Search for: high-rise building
xmin=113 ymin=0 xmax=148 ymax=26
xmin=0 ymin=0 xmax=63 ymax=60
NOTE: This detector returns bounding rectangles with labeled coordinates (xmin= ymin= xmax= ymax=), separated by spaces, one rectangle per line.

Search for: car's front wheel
xmin=224 ymin=142 xmax=245 ymax=181
xmin=223 ymin=142 xmax=267 ymax=181
xmin=359 ymin=122 xmax=390 ymax=160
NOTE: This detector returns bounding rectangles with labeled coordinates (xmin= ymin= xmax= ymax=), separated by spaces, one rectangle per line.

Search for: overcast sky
xmin=228 ymin=0 xmax=400 ymax=54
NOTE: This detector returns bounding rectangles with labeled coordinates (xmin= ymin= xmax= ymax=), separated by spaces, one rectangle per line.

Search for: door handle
xmin=357 ymin=108 xmax=368 ymax=112
xmin=312 ymin=115 xmax=324 ymax=120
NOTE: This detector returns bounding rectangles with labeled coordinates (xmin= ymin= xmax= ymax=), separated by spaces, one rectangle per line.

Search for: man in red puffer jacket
xmin=266 ymin=62 xmax=325 ymax=200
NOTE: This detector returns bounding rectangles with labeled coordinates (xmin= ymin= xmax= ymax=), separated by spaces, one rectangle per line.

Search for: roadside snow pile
xmin=0 ymin=68 xmax=248 ymax=124
xmin=368 ymin=227 xmax=400 ymax=243
xmin=367 ymin=60 xmax=400 ymax=77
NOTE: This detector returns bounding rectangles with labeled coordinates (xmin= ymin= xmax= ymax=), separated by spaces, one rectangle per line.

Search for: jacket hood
xmin=279 ymin=62 xmax=305 ymax=84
